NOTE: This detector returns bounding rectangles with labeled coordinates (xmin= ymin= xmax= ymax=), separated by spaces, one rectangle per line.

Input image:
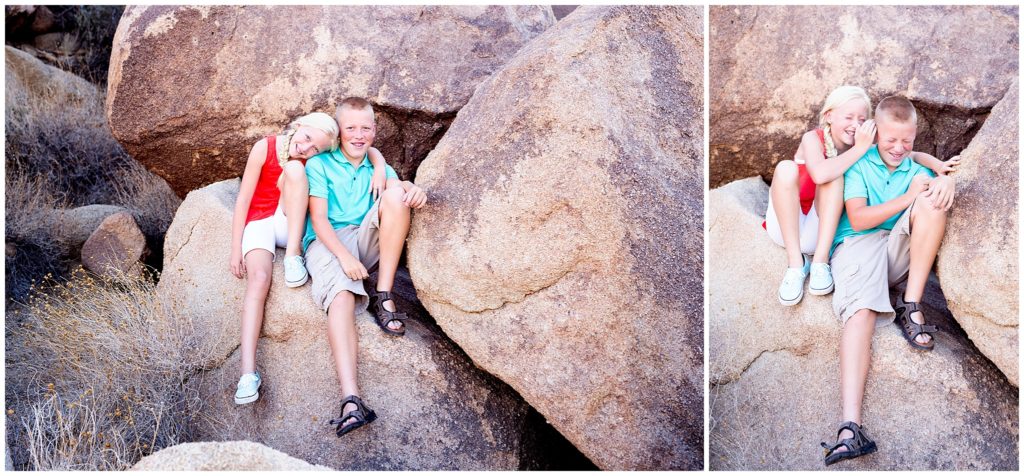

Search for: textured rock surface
xmin=80 ymin=211 xmax=147 ymax=277
xmin=106 ymin=5 xmax=556 ymax=195
xmin=709 ymin=6 xmax=1019 ymax=187
xmin=131 ymin=441 xmax=330 ymax=471
xmin=48 ymin=204 xmax=127 ymax=251
xmin=935 ymin=79 xmax=1019 ymax=386
xmin=708 ymin=178 xmax=1019 ymax=470
xmin=158 ymin=180 xmax=534 ymax=470
xmin=407 ymin=6 xmax=703 ymax=470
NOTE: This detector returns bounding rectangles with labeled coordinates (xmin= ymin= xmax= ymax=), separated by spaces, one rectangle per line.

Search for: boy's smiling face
xmin=337 ymin=106 xmax=376 ymax=162
xmin=875 ymin=117 xmax=917 ymax=170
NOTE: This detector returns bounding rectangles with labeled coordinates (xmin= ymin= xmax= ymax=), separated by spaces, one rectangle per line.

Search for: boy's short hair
xmin=335 ymin=97 xmax=374 ymax=119
xmin=875 ymin=95 xmax=917 ymax=125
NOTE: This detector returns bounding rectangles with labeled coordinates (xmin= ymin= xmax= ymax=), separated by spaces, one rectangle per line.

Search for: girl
xmin=228 ymin=112 xmax=388 ymax=404
xmin=764 ymin=85 xmax=956 ymax=306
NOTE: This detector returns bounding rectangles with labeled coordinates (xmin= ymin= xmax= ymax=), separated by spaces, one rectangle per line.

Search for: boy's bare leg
xmin=240 ymin=250 xmax=274 ymax=375
xmin=835 ymin=308 xmax=876 ymax=452
xmin=770 ymin=160 xmax=805 ymax=268
xmin=903 ymin=197 xmax=948 ymax=345
xmin=812 ymin=176 xmax=844 ymax=264
xmin=374 ymin=187 xmax=411 ymax=330
xmin=327 ymin=291 xmax=361 ymax=426
xmin=280 ymin=161 xmax=309 ymax=258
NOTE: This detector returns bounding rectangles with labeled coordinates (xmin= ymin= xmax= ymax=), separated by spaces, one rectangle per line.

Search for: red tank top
xmin=763 ymin=128 xmax=827 ymax=229
xmin=245 ymin=135 xmax=307 ymax=225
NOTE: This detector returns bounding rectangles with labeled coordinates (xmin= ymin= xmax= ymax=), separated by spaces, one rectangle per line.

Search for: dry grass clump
xmin=5 ymin=268 xmax=216 ymax=470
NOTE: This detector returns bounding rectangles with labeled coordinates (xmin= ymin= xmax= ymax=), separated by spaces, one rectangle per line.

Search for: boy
xmin=302 ymin=97 xmax=428 ymax=437
xmin=821 ymin=96 xmax=956 ymax=465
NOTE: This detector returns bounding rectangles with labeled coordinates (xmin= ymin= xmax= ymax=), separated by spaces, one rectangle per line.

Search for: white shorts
xmin=241 ymin=204 xmax=289 ymax=261
xmin=764 ymin=194 xmax=819 ymax=255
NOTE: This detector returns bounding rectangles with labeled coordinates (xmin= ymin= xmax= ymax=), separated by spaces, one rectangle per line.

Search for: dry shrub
xmin=5 ymin=47 xmax=181 ymax=289
xmin=5 ymin=268 xmax=216 ymax=470
xmin=4 ymin=172 xmax=71 ymax=299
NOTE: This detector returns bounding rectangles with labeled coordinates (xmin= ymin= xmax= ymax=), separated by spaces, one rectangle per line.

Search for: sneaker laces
xmin=238 ymin=373 xmax=259 ymax=388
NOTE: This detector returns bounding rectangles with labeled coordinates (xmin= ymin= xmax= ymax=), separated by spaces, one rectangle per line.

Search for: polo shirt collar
xmin=867 ymin=146 xmax=912 ymax=173
xmin=330 ymin=150 xmax=371 ymax=169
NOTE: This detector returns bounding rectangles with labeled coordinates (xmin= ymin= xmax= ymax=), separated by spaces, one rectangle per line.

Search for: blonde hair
xmin=818 ymin=85 xmax=872 ymax=158
xmin=287 ymin=112 xmax=339 ymax=152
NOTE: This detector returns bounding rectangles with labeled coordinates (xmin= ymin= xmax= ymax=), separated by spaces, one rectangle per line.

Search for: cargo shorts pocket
xmin=831 ymin=262 xmax=860 ymax=318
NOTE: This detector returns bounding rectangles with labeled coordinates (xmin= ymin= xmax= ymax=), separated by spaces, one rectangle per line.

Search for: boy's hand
xmin=338 ymin=253 xmax=369 ymax=281
xmin=402 ymin=182 xmax=428 ymax=209
xmin=229 ymin=248 xmax=245 ymax=278
xmin=923 ymin=175 xmax=955 ymax=211
xmin=369 ymin=168 xmax=386 ymax=201
xmin=855 ymin=119 xmax=876 ymax=149
xmin=938 ymin=155 xmax=961 ymax=175
xmin=907 ymin=174 xmax=931 ymax=197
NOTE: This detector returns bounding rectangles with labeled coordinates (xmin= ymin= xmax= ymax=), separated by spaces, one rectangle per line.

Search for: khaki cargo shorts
xmin=304 ymin=199 xmax=381 ymax=312
xmin=830 ymin=202 xmax=915 ymax=327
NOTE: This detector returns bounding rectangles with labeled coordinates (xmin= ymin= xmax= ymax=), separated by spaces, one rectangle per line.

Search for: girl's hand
xmin=854 ymin=119 xmax=876 ymax=149
xmin=369 ymin=168 xmax=386 ymax=201
xmin=229 ymin=248 xmax=245 ymax=278
xmin=939 ymin=155 xmax=961 ymax=175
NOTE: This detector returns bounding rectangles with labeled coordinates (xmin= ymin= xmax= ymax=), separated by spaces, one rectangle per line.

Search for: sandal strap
xmin=331 ymin=395 xmax=367 ymax=427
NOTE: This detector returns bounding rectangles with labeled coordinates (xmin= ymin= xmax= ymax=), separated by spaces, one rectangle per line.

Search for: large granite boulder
xmin=158 ymin=180 xmax=533 ymax=470
xmin=709 ymin=6 xmax=1019 ymax=187
xmin=935 ymin=79 xmax=1019 ymax=386
xmin=106 ymin=5 xmax=556 ymax=195
xmin=708 ymin=178 xmax=1018 ymax=470
xmin=406 ymin=6 xmax=703 ymax=470
xmin=131 ymin=441 xmax=329 ymax=471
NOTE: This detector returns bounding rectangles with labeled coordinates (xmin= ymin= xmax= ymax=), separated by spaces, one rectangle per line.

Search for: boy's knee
xmin=381 ymin=187 xmax=408 ymax=209
xmin=772 ymin=160 xmax=799 ymax=184
xmin=328 ymin=291 xmax=356 ymax=313
xmin=913 ymin=194 xmax=948 ymax=221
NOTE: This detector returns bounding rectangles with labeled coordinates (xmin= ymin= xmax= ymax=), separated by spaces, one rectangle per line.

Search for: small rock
xmin=81 ymin=211 xmax=146 ymax=278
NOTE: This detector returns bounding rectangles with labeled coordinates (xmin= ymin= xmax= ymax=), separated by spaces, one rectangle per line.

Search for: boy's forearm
xmin=311 ymin=215 xmax=357 ymax=262
xmin=847 ymin=194 xmax=915 ymax=231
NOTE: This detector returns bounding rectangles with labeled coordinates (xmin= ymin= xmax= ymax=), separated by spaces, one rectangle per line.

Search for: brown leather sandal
xmin=368 ymin=291 xmax=407 ymax=336
xmin=821 ymin=421 xmax=877 ymax=466
xmin=329 ymin=395 xmax=377 ymax=437
xmin=895 ymin=296 xmax=937 ymax=351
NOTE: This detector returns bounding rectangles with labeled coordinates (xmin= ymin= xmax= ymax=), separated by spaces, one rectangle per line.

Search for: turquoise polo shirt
xmin=831 ymin=146 xmax=935 ymax=255
xmin=302 ymin=150 xmax=398 ymax=251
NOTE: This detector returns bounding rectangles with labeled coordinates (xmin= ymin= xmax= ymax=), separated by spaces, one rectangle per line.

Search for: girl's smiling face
xmin=289 ymin=126 xmax=332 ymax=159
xmin=824 ymin=99 xmax=869 ymax=148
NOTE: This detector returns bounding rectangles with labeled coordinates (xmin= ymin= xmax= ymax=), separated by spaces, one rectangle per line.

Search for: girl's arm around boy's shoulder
xmin=910 ymin=151 xmax=960 ymax=176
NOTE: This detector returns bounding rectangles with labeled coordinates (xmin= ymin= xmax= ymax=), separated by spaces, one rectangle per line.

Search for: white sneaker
xmin=808 ymin=262 xmax=834 ymax=295
xmin=283 ymin=255 xmax=308 ymax=288
xmin=234 ymin=372 xmax=261 ymax=405
xmin=778 ymin=256 xmax=810 ymax=306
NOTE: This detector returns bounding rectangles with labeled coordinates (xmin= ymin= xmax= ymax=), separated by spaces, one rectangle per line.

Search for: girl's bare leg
xmin=279 ymin=160 xmax=309 ymax=258
xmin=770 ymin=160 xmax=804 ymax=268
xmin=813 ymin=175 xmax=844 ymax=264
xmin=239 ymin=250 xmax=274 ymax=374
